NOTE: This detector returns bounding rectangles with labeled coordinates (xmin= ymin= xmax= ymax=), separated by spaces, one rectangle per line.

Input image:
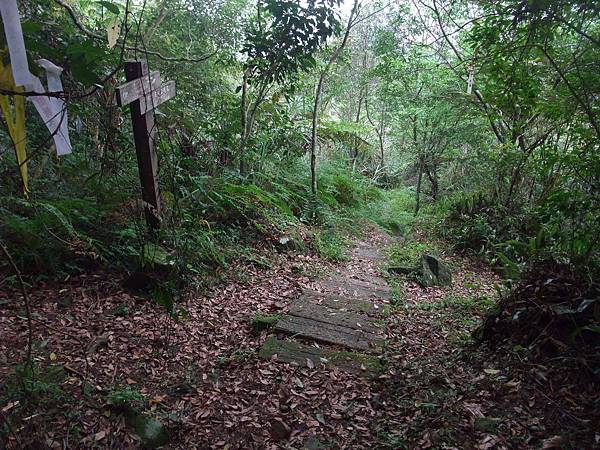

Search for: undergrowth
xmin=0 ymin=159 xmax=386 ymax=282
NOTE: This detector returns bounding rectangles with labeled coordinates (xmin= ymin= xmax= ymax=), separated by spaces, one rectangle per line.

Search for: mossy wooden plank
xmin=288 ymin=301 xmax=382 ymax=334
xmin=259 ymin=336 xmax=383 ymax=378
xmin=275 ymin=314 xmax=383 ymax=354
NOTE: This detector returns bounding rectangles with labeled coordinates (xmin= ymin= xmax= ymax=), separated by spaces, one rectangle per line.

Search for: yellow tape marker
xmin=0 ymin=56 xmax=29 ymax=197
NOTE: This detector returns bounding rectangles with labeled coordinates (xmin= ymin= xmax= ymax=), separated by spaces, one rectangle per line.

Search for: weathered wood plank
xmin=139 ymin=80 xmax=176 ymax=114
xmin=332 ymin=275 xmax=391 ymax=291
xmin=275 ymin=315 xmax=383 ymax=354
xmin=259 ymin=336 xmax=383 ymax=378
xmin=352 ymin=274 xmax=390 ymax=288
xmin=301 ymin=289 xmax=379 ymax=314
xmin=354 ymin=243 xmax=386 ymax=261
xmin=124 ymin=61 xmax=161 ymax=229
xmin=320 ymin=277 xmax=392 ymax=300
xmin=116 ymin=70 xmax=160 ymax=106
xmin=288 ymin=301 xmax=382 ymax=334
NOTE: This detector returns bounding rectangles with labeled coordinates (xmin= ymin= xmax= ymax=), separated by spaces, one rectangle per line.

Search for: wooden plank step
xmin=288 ymin=301 xmax=382 ymax=334
xmin=259 ymin=336 xmax=383 ymax=378
xmin=275 ymin=315 xmax=383 ymax=354
xmin=332 ymin=275 xmax=391 ymax=291
xmin=320 ymin=278 xmax=392 ymax=300
xmin=354 ymin=244 xmax=386 ymax=261
xmin=301 ymin=289 xmax=382 ymax=314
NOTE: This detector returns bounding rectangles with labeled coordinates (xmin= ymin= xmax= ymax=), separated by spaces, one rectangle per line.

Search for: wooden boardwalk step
xmin=320 ymin=277 xmax=392 ymax=300
xmin=288 ymin=301 xmax=382 ymax=334
xmin=354 ymin=244 xmax=386 ymax=261
xmin=275 ymin=314 xmax=383 ymax=354
xmin=301 ymin=289 xmax=382 ymax=314
xmin=259 ymin=336 xmax=383 ymax=378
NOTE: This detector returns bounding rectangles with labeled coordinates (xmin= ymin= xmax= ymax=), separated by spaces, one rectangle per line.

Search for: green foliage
xmin=106 ymin=386 xmax=144 ymax=409
xmin=361 ymin=188 xmax=416 ymax=235
xmin=242 ymin=0 xmax=341 ymax=84
xmin=0 ymin=196 xmax=108 ymax=273
xmin=250 ymin=314 xmax=279 ymax=335
xmin=313 ymin=227 xmax=348 ymax=262
xmin=3 ymin=363 xmax=66 ymax=407
xmin=388 ymin=241 xmax=439 ymax=267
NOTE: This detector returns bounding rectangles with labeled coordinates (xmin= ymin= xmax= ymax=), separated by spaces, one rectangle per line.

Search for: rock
xmin=108 ymin=401 xmax=169 ymax=448
xmin=420 ymin=254 xmax=452 ymax=287
xmin=276 ymin=235 xmax=304 ymax=252
xmin=133 ymin=413 xmax=169 ymax=449
xmin=57 ymin=296 xmax=73 ymax=308
xmin=269 ymin=418 xmax=291 ymax=441
xmin=123 ymin=243 xmax=174 ymax=292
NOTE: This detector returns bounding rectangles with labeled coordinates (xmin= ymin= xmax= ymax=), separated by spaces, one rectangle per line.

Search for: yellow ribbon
xmin=0 ymin=54 xmax=29 ymax=197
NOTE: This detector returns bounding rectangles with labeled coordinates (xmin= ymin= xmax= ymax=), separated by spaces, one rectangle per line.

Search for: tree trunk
xmin=352 ymin=88 xmax=364 ymax=168
xmin=364 ymin=91 xmax=385 ymax=170
xmin=309 ymin=0 xmax=360 ymax=196
xmin=310 ymin=74 xmax=324 ymax=195
xmin=425 ymin=165 xmax=439 ymax=200
xmin=415 ymin=157 xmax=423 ymax=216
xmin=239 ymin=69 xmax=250 ymax=176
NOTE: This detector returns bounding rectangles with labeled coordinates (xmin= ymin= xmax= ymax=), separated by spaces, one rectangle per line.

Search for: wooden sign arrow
xmin=139 ymin=80 xmax=176 ymax=114
xmin=115 ymin=70 xmax=160 ymax=107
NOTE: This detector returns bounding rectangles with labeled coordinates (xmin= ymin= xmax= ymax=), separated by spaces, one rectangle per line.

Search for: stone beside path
xmin=260 ymin=230 xmax=392 ymax=377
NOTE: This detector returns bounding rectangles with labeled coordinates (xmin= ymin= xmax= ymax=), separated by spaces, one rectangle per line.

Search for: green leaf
xmin=95 ymin=1 xmax=120 ymax=14
xmin=21 ymin=22 xmax=43 ymax=33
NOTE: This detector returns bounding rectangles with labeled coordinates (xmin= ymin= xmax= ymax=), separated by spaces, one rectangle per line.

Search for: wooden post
xmin=124 ymin=60 xmax=161 ymax=229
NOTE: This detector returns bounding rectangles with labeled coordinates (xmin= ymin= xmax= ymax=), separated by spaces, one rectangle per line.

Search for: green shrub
xmin=106 ymin=386 xmax=144 ymax=409
xmin=361 ymin=188 xmax=416 ymax=235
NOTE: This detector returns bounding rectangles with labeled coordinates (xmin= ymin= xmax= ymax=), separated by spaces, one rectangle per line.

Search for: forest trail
xmin=2 ymin=222 xmax=597 ymax=448
xmin=260 ymin=227 xmax=393 ymax=377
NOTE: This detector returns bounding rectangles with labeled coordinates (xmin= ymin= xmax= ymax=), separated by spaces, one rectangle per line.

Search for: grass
xmin=387 ymin=240 xmax=441 ymax=267
xmin=360 ymin=188 xmax=417 ymax=236
xmin=313 ymin=227 xmax=349 ymax=262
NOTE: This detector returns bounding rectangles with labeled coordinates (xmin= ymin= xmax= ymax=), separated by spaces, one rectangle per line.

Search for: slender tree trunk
xmin=0 ymin=241 xmax=33 ymax=373
xmin=144 ymin=0 xmax=169 ymax=46
xmin=415 ymin=156 xmax=423 ymax=216
xmin=412 ymin=116 xmax=422 ymax=215
xmin=310 ymin=74 xmax=325 ymax=195
xmin=239 ymin=69 xmax=250 ymax=176
xmin=364 ymin=91 xmax=385 ymax=170
xmin=425 ymin=165 xmax=439 ymax=200
xmin=352 ymin=89 xmax=364 ymax=168
xmin=309 ymin=0 xmax=360 ymax=196
xmin=378 ymin=100 xmax=386 ymax=167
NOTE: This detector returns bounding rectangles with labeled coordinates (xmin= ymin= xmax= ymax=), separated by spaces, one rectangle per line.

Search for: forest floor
xmin=1 ymin=223 xmax=598 ymax=449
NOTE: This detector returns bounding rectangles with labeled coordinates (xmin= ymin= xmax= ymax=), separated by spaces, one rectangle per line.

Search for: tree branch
xmin=52 ymin=0 xmax=216 ymax=63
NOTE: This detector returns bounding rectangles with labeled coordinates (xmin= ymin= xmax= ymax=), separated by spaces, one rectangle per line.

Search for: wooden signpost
xmin=116 ymin=60 xmax=176 ymax=229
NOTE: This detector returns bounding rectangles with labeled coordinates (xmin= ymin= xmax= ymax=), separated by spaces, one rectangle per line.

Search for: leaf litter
xmin=0 ymin=226 xmax=598 ymax=448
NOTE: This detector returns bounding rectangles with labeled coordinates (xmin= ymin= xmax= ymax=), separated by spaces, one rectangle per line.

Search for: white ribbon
xmin=467 ymin=61 xmax=476 ymax=95
xmin=0 ymin=0 xmax=72 ymax=155
xmin=0 ymin=0 xmax=30 ymax=86
xmin=36 ymin=59 xmax=72 ymax=155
